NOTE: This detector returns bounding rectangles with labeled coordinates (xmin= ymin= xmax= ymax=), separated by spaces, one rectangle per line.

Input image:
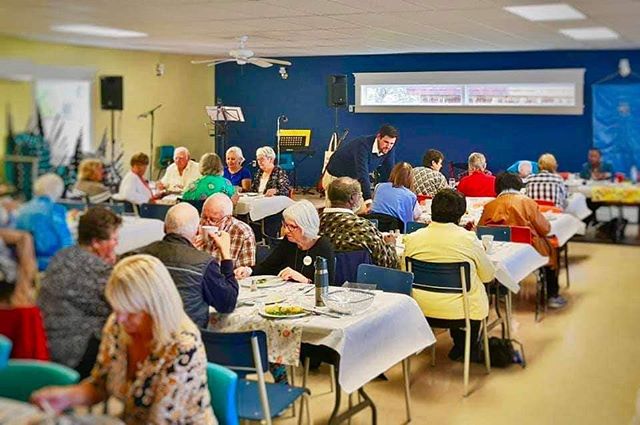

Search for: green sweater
xmin=182 ymin=175 xmax=235 ymax=200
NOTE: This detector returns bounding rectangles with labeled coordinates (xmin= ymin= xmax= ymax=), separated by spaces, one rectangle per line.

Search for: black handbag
xmin=479 ymin=337 xmax=526 ymax=368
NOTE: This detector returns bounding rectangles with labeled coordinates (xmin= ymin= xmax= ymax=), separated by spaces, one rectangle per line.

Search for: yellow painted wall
xmin=0 ymin=35 xmax=215 ymax=178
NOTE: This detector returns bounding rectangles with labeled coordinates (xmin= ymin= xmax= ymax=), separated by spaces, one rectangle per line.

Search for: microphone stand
xmin=276 ymin=115 xmax=287 ymax=165
xmin=138 ymin=104 xmax=162 ymax=179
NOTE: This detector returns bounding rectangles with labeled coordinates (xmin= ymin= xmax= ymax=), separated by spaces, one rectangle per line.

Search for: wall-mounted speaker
xmin=328 ymin=74 xmax=347 ymax=108
xmin=100 ymin=76 xmax=123 ymax=110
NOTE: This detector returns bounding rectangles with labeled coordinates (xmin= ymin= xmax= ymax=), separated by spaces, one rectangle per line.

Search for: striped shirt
xmin=524 ymin=171 xmax=567 ymax=208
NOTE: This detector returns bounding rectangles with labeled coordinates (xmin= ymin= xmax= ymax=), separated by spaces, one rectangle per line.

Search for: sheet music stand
xmin=205 ymin=105 xmax=245 ymax=158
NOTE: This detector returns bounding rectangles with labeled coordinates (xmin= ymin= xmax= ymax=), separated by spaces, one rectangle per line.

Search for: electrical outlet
xmin=348 ymin=105 xmax=355 ymax=112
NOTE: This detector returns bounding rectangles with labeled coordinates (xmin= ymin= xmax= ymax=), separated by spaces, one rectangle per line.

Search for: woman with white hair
xmin=236 ymin=200 xmax=335 ymax=283
xmin=250 ymin=146 xmax=291 ymax=197
xmin=15 ymin=173 xmax=73 ymax=271
xmin=182 ymin=152 xmax=236 ymax=201
xmin=223 ymin=146 xmax=252 ymax=192
xmin=32 ymin=255 xmax=217 ymax=425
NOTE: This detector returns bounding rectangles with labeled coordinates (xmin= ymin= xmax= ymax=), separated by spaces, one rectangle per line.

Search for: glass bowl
xmin=322 ymin=289 xmax=375 ymax=315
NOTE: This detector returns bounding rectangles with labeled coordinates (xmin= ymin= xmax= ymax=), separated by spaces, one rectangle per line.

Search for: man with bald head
xmin=199 ymin=193 xmax=256 ymax=268
xmin=124 ymin=202 xmax=238 ymax=327
xmin=157 ymin=146 xmax=201 ymax=192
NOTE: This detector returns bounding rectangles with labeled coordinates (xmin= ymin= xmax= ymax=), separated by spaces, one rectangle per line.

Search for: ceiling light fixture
xmin=51 ymin=24 xmax=147 ymax=38
xmin=504 ymin=3 xmax=586 ymax=21
xmin=559 ymin=27 xmax=619 ymax=40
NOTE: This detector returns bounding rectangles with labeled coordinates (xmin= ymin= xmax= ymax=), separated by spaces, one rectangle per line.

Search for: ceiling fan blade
xmin=247 ymin=58 xmax=273 ymax=68
xmin=206 ymin=59 xmax=237 ymax=67
xmin=253 ymin=57 xmax=292 ymax=66
xmin=191 ymin=58 xmax=226 ymax=64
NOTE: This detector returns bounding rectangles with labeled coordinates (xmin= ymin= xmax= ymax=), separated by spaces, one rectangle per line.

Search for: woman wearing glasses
xmin=235 ymin=200 xmax=335 ymax=284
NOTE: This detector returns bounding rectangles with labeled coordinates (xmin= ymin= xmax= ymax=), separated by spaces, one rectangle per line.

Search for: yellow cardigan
xmin=403 ymin=222 xmax=495 ymax=320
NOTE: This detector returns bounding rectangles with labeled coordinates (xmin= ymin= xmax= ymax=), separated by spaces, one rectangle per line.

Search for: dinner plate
xmin=239 ymin=275 xmax=287 ymax=289
xmin=238 ymin=293 xmax=285 ymax=306
xmin=241 ymin=192 xmax=260 ymax=197
xmin=259 ymin=305 xmax=308 ymax=319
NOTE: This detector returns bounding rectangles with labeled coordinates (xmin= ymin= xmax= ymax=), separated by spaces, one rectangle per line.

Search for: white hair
xmin=517 ymin=161 xmax=532 ymax=175
xmin=283 ymin=200 xmax=319 ymax=239
xmin=106 ymin=254 xmax=195 ymax=347
xmin=226 ymin=146 xmax=245 ymax=164
xmin=165 ymin=203 xmax=199 ymax=240
xmin=468 ymin=152 xmax=487 ymax=171
xmin=203 ymin=193 xmax=233 ymax=217
xmin=174 ymin=146 xmax=190 ymax=159
xmin=33 ymin=173 xmax=65 ymax=201
xmin=256 ymin=146 xmax=276 ymax=160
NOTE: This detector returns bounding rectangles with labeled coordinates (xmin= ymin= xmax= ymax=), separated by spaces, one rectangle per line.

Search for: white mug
xmin=201 ymin=225 xmax=219 ymax=244
xmin=481 ymin=234 xmax=494 ymax=253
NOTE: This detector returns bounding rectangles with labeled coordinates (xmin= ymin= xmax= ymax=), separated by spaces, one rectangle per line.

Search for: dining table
xmin=0 ymin=396 xmax=124 ymax=424
xmin=234 ymin=193 xmax=295 ymax=221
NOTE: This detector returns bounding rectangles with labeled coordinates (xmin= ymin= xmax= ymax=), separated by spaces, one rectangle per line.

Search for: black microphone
xmin=138 ymin=104 xmax=163 ymax=119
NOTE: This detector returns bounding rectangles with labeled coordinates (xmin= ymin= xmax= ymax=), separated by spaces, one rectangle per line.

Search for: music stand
xmin=206 ymin=105 xmax=245 ymax=158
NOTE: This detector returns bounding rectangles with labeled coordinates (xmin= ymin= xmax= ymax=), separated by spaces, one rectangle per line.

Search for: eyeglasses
xmin=282 ymin=221 xmax=300 ymax=232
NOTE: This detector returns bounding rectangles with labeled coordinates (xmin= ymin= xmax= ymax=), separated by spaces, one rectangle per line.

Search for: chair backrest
xmin=534 ymin=199 xmax=555 ymax=207
xmin=406 ymin=258 xmax=471 ymax=293
xmin=0 ymin=307 xmax=50 ymax=361
xmin=356 ymin=264 xmax=413 ymax=295
xmin=207 ymin=363 xmax=239 ymax=425
xmin=96 ymin=202 xmax=125 ymax=215
xmin=180 ymin=198 xmax=205 ymax=213
xmin=0 ymin=334 xmax=12 ymax=369
xmin=477 ymin=225 xmax=511 ymax=242
xmin=510 ymin=225 xmax=533 ymax=244
xmin=158 ymin=145 xmax=175 ymax=167
xmin=0 ymin=359 xmax=80 ymax=401
xmin=56 ymin=200 xmax=87 ymax=212
xmin=200 ymin=330 xmax=269 ymax=377
xmin=334 ymin=249 xmax=372 ymax=286
xmin=405 ymin=221 xmax=427 ymax=234
xmin=120 ymin=200 xmax=139 ymax=215
xmin=367 ymin=218 xmax=379 ymax=229
xmin=139 ymin=203 xmax=172 ymax=220
xmin=365 ymin=213 xmax=403 ymax=232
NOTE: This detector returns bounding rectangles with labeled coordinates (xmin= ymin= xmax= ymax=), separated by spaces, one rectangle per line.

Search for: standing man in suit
xmin=323 ymin=124 xmax=398 ymax=212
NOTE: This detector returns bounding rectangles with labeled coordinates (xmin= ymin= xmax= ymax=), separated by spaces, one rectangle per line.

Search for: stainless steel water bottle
xmin=314 ymin=256 xmax=329 ymax=307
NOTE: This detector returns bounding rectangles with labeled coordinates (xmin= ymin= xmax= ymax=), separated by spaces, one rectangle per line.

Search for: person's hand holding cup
xmin=481 ymin=234 xmax=494 ymax=254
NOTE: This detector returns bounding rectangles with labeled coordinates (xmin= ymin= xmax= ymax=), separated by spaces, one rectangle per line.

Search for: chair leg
xmin=302 ymin=357 xmax=310 ymax=389
xmin=564 ymin=245 xmax=570 ymax=289
xmin=482 ymin=319 xmax=491 ymax=374
xmin=329 ymin=364 xmax=336 ymax=394
xmin=402 ymin=357 xmax=412 ymax=422
xmin=430 ymin=343 xmax=436 ymax=367
xmin=348 ymin=393 xmax=354 ymax=425
xmin=288 ymin=365 xmax=297 ymax=417
xmin=463 ymin=326 xmax=470 ymax=397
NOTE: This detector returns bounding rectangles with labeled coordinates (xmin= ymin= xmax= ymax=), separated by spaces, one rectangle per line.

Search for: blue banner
xmin=592 ymin=83 xmax=640 ymax=175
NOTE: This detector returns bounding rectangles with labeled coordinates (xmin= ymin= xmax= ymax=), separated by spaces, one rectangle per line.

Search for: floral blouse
xmin=250 ymin=166 xmax=291 ymax=196
xmin=87 ymin=315 xmax=217 ymax=425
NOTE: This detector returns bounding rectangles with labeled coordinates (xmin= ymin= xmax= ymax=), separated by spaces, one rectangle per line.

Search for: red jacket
xmin=457 ymin=171 xmax=496 ymax=197
xmin=0 ymin=306 xmax=50 ymax=360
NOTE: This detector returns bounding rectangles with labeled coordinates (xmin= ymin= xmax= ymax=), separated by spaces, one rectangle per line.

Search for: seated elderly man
xmin=457 ymin=152 xmax=496 ymax=198
xmin=157 ymin=146 xmax=201 ymax=193
xmin=506 ymin=160 xmax=538 ymax=178
xmin=16 ymin=173 xmax=73 ymax=271
xmin=480 ymin=173 xmax=566 ymax=308
xmin=524 ymin=153 xmax=567 ymax=208
xmin=198 ymin=193 xmax=256 ymax=268
xmin=412 ymin=149 xmax=448 ymax=196
xmin=126 ymin=203 xmax=238 ymax=327
xmin=319 ymin=177 xmax=399 ymax=269
xmin=403 ymin=189 xmax=495 ymax=361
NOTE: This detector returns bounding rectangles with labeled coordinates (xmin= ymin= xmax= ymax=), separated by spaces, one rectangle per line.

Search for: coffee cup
xmin=481 ymin=234 xmax=494 ymax=253
xmin=202 ymin=225 xmax=219 ymax=244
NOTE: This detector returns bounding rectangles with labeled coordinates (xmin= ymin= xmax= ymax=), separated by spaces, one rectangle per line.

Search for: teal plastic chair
xmin=0 ymin=334 xmax=12 ymax=369
xmin=0 ymin=360 xmax=80 ymax=401
xmin=405 ymin=221 xmax=427 ymax=234
xmin=207 ymin=363 xmax=239 ymax=425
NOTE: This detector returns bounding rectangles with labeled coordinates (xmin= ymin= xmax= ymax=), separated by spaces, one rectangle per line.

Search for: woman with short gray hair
xmin=224 ymin=146 xmax=252 ymax=192
xmin=236 ymin=200 xmax=335 ymax=284
xmin=250 ymin=146 xmax=291 ymax=197
xmin=182 ymin=153 xmax=236 ymax=201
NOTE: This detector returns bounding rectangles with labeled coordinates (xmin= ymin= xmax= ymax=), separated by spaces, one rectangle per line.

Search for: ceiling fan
xmin=191 ymin=35 xmax=291 ymax=68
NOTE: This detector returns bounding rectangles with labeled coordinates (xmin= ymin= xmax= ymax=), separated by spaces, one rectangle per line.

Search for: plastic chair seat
xmin=237 ymin=380 xmax=308 ymax=421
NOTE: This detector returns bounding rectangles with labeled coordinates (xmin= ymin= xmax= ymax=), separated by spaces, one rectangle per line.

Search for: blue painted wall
xmin=215 ymin=49 xmax=640 ymax=187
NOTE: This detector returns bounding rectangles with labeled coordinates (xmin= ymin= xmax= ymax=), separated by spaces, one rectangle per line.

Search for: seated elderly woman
xmin=224 ymin=146 xmax=252 ymax=192
xmin=236 ymin=200 xmax=335 ymax=283
xmin=182 ymin=152 xmax=236 ymax=201
xmin=506 ymin=160 xmax=538 ymax=178
xmin=39 ymin=207 xmax=122 ymax=373
xmin=457 ymin=152 xmax=496 ymax=198
xmin=403 ymin=189 xmax=495 ymax=361
xmin=412 ymin=149 xmax=448 ymax=196
xmin=524 ymin=153 xmax=568 ymax=208
xmin=31 ymin=254 xmax=216 ymax=424
xmin=73 ymin=158 xmax=111 ymax=202
xmin=250 ymin=146 xmax=291 ymax=197
xmin=370 ymin=162 xmax=421 ymax=231
xmin=16 ymin=173 xmax=73 ymax=271
xmin=116 ymin=152 xmax=154 ymax=205
xmin=480 ymin=173 xmax=565 ymax=308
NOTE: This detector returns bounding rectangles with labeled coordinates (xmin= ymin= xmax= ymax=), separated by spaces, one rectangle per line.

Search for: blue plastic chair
xmin=56 ymin=200 xmax=87 ymax=212
xmin=180 ymin=198 xmax=205 ymax=213
xmin=476 ymin=225 xmax=511 ymax=242
xmin=405 ymin=221 xmax=427 ymax=234
xmin=139 ymin=203 xmax=172 ymax=220
xmin=406 ymin=258 xmax=490 ymax=396
xmin=356 ymin=264 xmax=413 ymax=296
xmin=200 ymin=330 xmax=310 ymax=425
xmin=207 ymin=363 xmax=239 ymax=425
xmin=0 ymin=334 xmax=12 ymax=370
xmin=95 ymin=202 xmax=126 ymax=215
xmin=334 ymin=250 xmax=372 ymax=286
xmin=0 ymin=359 xmax=80 ymax=401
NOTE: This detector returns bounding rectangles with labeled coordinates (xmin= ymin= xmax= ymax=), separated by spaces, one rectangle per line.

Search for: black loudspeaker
xmin=100 ymin=76 xmax=123 ymax=110
xmin=328 ymin=74 xmax=347 ymax=108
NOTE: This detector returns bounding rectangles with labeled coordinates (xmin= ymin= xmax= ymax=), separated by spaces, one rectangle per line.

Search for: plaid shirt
xmin=201 ymin=215 xmax=256 ymax=267
xmin=524 ymin=171 xmax=567 ymax=208
xmin=412 ymin=167 xmax=448 ymax=196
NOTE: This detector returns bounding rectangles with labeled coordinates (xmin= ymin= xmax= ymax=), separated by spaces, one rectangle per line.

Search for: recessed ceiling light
xmin=560 ymin=27 xmax=619 ymax=40
xmin=504 ymin=3 xmax=586 ymax=21
xmin=51 ymin=24 xmax=147 ymax=38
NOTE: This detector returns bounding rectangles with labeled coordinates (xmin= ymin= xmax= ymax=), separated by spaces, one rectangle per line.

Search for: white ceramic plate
xmin=239 ymin=275 xmax=287 ymax=289
xmin=259 ymin=306 xmax=308 ymax=319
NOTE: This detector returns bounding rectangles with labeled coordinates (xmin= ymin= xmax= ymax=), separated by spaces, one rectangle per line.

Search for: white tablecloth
xmin=234 ymin=195 xmax=294 ymax=221
xmin=487 ymin=241 xmax=548 ymax=293
xmin=116 ymin=216 xmax=165 ymax=254
xmin=547 ymin=213 xmax=586 ymax=246
xmin=564 ymin=193 xmax=591 ymax=220
xmin=210 ymin=282 xmax=434 ymax=394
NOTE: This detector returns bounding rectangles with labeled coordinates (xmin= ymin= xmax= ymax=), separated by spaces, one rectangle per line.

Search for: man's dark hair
xmin=78 ymin=207 xmax=123 ymax=245
xmin=589 ymin=147 xmax=601 ymax=154
xmin=495 ymin=172 xmax=524 ymax=194
xmin=431 ymin=189 xmax=466 ymax=224
xmin=378 ymin=124 xmax=398 ymax=139
xmin=423 ymin=149 xmax=444 ymax=168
